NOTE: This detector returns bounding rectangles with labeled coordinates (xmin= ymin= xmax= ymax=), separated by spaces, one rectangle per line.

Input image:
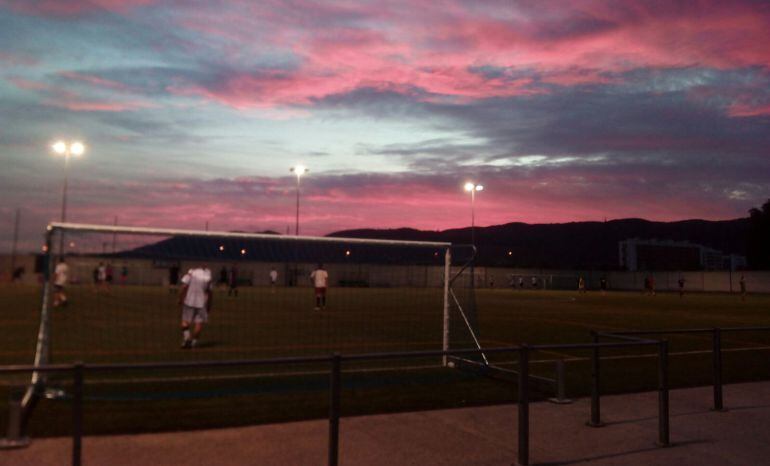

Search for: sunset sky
xmin=1 ymin=0 xmax=769 ymax=250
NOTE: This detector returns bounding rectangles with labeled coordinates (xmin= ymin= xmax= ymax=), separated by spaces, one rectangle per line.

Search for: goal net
xmin=26 ymin=223 xmax=484 ymax=369
xmin=1 ymin=222 xmax=493 ymax=442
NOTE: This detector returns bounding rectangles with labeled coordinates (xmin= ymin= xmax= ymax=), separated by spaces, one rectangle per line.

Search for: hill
xmin=328 ymin=218 xmax=750 ymax=269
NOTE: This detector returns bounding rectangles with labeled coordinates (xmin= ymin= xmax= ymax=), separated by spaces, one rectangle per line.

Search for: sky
xmin=1 ymin=0 xmax=769 ymax=251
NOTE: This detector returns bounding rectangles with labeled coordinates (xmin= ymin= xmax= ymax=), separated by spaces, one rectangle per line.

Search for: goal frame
xmin=8 ymin=221 xmax=482 ymax=444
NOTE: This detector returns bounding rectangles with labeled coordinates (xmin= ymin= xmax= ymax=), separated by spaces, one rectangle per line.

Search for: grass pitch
xmin=1 ymin=284 xmax=769 ymax=436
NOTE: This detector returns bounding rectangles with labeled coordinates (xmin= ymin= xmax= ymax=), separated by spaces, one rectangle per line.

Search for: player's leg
xmin=191 ymin=322 xmax=203 ymax=347
xmin=314 ymin=288 xmax=321 ymax=310
xmin=180 ymin=305 xmax=193 ymax=348
xmin=320 ymin=288 xmax=326 ymax=309
xmin=190 ymin=309 xmax=208 ymax=347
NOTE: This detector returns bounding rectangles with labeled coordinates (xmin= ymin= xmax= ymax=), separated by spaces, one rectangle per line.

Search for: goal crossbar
xmin=48 ymin=222 xmax=451 ymax=248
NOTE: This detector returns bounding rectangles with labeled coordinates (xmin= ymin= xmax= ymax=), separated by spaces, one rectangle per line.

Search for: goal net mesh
xmin=39 ymin=225 xmax=481 ymax=374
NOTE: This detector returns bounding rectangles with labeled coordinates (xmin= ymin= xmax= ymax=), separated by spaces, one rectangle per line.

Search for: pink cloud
xmin=0 ymin=0 xmax=156 ymax=17
xmin=59 ymin=71 xmax=135 ymax=92
xmin=43 ymin=98 xmax=154 ymax=112
xmin=8 ymin=76 xmax=48 ymax=91
xmin=728 ymin=103 xmax=770 ymax=118
xmin=165 ymin=0 xmax=770 ymax=109
xmin=9 ymin=76 xmax=154 ymax=112
xmin=0 ymin=51 xmax=38 ymax=66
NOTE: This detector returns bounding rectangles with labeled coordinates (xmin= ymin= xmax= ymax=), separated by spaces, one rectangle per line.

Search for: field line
xmin=5 ymin=363 xmax=445 ymax=386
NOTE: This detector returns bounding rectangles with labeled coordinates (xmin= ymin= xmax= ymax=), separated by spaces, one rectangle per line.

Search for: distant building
xmin=619 ymin=239 xmax=746 ymax=271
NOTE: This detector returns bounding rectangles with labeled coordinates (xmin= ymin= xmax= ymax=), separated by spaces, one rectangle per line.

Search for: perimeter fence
xmin=3 ymin=325 xmax=770 ymax=466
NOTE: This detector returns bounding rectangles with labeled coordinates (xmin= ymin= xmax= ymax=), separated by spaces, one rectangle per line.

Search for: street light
xmin=52 ymin=140 xmax=85 ymax=255
xmin=290 ymin=165 xmax=308 ymax=236
xmin=464 ymin=182 xmax=483 ymax=247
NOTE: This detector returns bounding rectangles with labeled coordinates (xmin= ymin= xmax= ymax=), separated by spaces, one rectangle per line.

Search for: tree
xmin=747 ymin=199 xmax=770 ymax=269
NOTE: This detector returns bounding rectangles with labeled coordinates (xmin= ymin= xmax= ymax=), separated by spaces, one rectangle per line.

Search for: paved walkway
xmin=3 ymin=381 xmax=770 ymax=465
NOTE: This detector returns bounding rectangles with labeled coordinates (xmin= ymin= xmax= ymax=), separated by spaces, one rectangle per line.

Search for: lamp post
xmin=290 ymin=165 xmax=308 ymax=236
xmin=52 ymin=140 xmax=85 ymax=255
xmin=464 ymin=182 xmax=483 ymax=247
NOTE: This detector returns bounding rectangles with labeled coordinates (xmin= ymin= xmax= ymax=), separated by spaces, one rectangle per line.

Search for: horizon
xmin=2 ymin=1 xmax=769 ymax=251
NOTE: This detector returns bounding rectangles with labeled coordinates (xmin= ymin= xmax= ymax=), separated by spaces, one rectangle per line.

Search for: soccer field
xmin=1 ymin=284 xmax=769 ymax=437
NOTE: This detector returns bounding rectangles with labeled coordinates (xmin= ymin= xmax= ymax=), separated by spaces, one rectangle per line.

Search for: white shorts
xmin=182 ymin=305 xmax=208 ymax=324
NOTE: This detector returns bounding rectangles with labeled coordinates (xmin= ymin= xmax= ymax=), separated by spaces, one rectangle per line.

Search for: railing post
xmin=712 ymin=328 xmax=724 ymax=411
xmin=517 ymin=345 xmax=530 ymax=466
xmin=328 ymin=354 xmax=341 ymax=466
xmin=587 ymin=332 xmax=604 ymax=427
xmin=72 ymin=363 xmax=83 ymax=466
xmin=548 ymin=359 xmax=572 ymax=404
xmin=657 ymin=341 xmax=670 ymax=446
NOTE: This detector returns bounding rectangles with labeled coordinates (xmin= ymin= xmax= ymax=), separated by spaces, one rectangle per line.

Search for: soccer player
xmin=53 ymin=258 xmax=69 ymax=307
xmin=599 ymin=276 xmax=607 ymax=295
xmin=96 ymin=262 xmax=107 ymax=292
xmin=269 ymin=267 xmax=278 ymax=293
xmin=105 ymin=263 xmax=113 ymax=285
xmin=678 ymin=277 xmax=686 ymax=298
xmin=178 ymin=266 xmax=213 ymax=349
xmin=227 ymin=264 xmax=239 ymax=297
xmin=310 ymin=263 xmax=329 ymax=311
xmin=740 ymin=275 xmax=747 ymax=301
xmin=578 ymin=276 xmax=586 ymax=294
xmin=168 ymin=264 xmax=180 ymax=294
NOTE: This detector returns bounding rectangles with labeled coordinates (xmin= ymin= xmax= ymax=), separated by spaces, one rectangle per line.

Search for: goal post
xmin=5 ymin=222 xmax=489 ymax=444
xmin=22 ymin=222 xmax=487 ymax=367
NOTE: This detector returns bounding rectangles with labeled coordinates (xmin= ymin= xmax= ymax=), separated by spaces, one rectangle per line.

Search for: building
xmin=619 ymin=239 xmax=746 ymax=271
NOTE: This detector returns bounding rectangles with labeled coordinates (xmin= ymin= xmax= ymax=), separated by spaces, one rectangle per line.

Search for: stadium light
xmin=219 ymin=245 xmax=225 ymax=251
xmin=290 ymin=165 xmax=308 ymax=236
xmin=464 ymin=182 xmax=483 ymax=247
xmin=51 ymin=140 xmax=86 ymax=256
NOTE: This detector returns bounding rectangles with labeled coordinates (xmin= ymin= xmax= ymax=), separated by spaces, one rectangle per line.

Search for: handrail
xmin=0 ymin=337 xmax=670 ymax=466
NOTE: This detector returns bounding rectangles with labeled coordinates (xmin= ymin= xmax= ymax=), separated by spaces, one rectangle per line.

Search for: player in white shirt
xmin=53 ymin=258 xmax=69 ymax=307
xmin=96 ymin=262 xmax=107 ymax=292
xmin=269 ymin=268 xmax=278 ymax=293
xmin=310 ymin=263 xmax=329 ymax=311
xmin=178 ymin=266 xmax=213 ymax=348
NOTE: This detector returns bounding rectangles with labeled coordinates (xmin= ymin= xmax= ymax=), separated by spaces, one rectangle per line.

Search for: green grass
xmin=1 ymin=284 xmax=769 ymax=437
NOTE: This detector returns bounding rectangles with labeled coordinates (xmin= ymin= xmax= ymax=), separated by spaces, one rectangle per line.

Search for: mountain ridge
xmin=328 ymin=218 xmax=750 ymax=269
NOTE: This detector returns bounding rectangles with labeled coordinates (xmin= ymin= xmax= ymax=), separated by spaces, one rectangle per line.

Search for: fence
xmin=4 ymin=326 xmax=770 ymax=465
xmin=3 ymin=339 xmax=671 ymax=466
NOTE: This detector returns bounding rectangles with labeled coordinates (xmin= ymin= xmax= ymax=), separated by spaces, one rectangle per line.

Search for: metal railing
xmin=1 ymin=338 xmax=672 ymax=466
xmin=600 ymin=326 xmax=770 ymax=412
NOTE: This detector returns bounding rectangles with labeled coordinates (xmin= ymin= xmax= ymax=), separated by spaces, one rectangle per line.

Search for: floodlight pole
xmin=52 ymin=141 xmax=84 ymax=257
xmin=464 ymin=182 xmax=483 ymax=247
xmin=290 ymin=166 xmax=308 ymax=236
xmin=470 ymin=188 xmax=476 ymax=247
xmin=58 ymin=150 xmax=71 ymax=257
xmin=295 ymin=175 xmax=300 ymax=236
xmin=10 ymin=208 xmax=20 ymax=275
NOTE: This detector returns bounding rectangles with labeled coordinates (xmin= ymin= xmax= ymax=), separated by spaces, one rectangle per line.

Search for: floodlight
xmin=464 ymin=182 xmax=475 ymax=191
xmin=52 ymin=141 xmax=67 ymax=154
xmin=291 ymin=165 xmax=308 ymax=177
xmin=70 ymin=141 xmax=85 ymax=156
